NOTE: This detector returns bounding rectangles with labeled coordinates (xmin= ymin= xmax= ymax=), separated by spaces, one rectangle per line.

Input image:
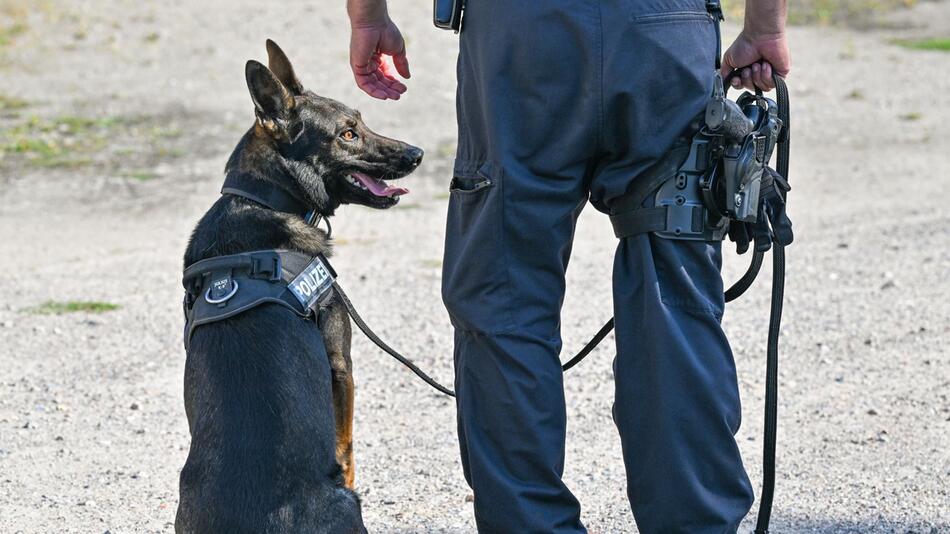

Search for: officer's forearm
xmin=743 ymin=0 xmax=787 ymax=38
xmin=347 ymin=0 xmax=389 ymax=26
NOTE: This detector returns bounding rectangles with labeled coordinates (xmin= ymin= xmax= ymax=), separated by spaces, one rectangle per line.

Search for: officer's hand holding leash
xmin=720 ymin=0 xmax=791 ymax=91
xmin=347 ymin=0 xmax=411 ymax=100
xmin=718 ymin=0 xmax=793 ymax=256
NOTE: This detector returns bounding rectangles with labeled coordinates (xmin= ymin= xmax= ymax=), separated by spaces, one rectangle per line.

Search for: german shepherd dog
xmin=175 ymin=40 xmax=422 ymax=534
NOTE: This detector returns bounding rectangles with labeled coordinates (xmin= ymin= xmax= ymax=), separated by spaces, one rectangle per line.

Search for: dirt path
xmin=1 ymin=1 xmax=948 ymax=532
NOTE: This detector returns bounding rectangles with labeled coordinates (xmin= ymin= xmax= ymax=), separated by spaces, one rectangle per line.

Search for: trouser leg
xmin=611 ymin=236 xmax=754 ymax=533
xmin=443 ymin=165 xmax=589 ymax=533
xmin=592 ymin=1 xmax=754 ymax=531
xmin=442 ymin=1 xmax=600 ymax=531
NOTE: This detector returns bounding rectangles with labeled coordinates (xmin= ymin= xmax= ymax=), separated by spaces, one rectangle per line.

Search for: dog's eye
xmin=340 ymin=129 xmax=358 ymax=142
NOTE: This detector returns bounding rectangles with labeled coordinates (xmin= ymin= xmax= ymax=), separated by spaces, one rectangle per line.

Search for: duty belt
xmin=182 ymin=250 xmax=337 ymax=349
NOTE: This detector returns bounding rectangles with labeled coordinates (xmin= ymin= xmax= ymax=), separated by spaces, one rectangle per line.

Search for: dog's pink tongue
xmin=352 ymin=172 xmax=409 ymax=197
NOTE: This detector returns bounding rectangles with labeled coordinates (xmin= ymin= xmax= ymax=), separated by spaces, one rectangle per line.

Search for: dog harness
xmin=182 ymin=171 xmax=339 ymax=349
xmin=181 ymin=170 xmax=457 ymax=396
xmin=182 ymin=249 xmax=337 ymax=349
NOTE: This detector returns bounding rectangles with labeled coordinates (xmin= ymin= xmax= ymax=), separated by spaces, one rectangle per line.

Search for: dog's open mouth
xmin=345 ymin=172 xmax=409 ymax=198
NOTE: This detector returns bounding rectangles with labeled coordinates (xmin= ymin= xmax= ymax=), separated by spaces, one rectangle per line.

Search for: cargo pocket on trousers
xmin=442 ymin=162 xmax=514 ymax=334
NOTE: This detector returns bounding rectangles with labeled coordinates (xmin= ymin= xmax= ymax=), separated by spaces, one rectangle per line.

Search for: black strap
xmin=221 ymin=171 xmax=311 ymax=219
xmin=610 ymin=207 xmax=667 ymax=238
xmin=706 ymin=0 xmax=725 ymax=70
xmin=332 ymin=282 xmax=457 ymax=397
xmin=609 ymin=144 xmax=692 ymax=238
xmin=333 ymin=284 xmax=626 ymax=398
xmin=751 ymin=73 xmax=789 ymax=534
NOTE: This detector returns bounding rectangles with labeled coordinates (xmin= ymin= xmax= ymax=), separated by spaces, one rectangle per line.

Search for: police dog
xmin=175 ymin=40 xmax=422 ymax=534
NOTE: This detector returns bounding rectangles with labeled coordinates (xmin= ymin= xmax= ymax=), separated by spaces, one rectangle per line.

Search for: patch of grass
xmin=154 ymin=146 xmax=184 ymax=158
xmin=846 ymin=89 xmax=865 ymax=100
xmin=0 ymin=94 xmax=28 ymax=111
xmin=420 ymin=259 xmax=442 ymax=269
xmin=148 ymin=126 xmax=182 ymax=139
xmin=124 ymin=170 xmax=156 ymax=181
xmin=839 ymin=39 xmax=857 ymax=60
xmin=0 ymin=115 xmax=124 ymax=168
xmin=433 ymin=192 xmax=450 ymax=201
xmin=0 ymin=21 xmax=26 ymax=47
xmin=143 ymin=31 xmax=160 ymax=43
xmin=892 ymin=38 xmax=950 ymax=52
xmin=899 ymin=111 xmax=922 ymax=121
xmin=27 ymin=300 xmax=120 ymax=315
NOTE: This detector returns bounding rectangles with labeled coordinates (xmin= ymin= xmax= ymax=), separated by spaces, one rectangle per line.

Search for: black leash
xmin=332 ymin=281 xmax=457 ymax=397
xmin=332 ymin=284 xmax=624 ymax=397
xmin=754 ymin=73 xmax=789 ymax=534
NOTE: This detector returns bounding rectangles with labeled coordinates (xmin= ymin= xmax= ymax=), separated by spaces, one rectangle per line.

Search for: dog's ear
xmin=246 ymin=60 xmax=295 ymax=126
xmin=266 ymin=39 xmax=304 ymax=95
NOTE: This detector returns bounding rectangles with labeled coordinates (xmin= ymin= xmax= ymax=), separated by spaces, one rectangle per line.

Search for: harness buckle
xmin=251 ymin=254 xmax=282 ymax=281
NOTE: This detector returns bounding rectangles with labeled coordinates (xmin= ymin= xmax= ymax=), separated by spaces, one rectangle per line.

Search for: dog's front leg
xmin=320 ymin=300 xmax=356 ymax=489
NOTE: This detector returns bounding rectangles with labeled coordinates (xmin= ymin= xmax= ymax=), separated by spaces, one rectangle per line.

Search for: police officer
xmin=346 ymin=0 xmax=790 ymax=531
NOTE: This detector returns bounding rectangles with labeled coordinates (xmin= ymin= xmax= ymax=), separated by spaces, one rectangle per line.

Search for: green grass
xmin=892 ymin=38 xmax=950 ymax=52
xmin=124 ymin=170 xmax=156 ymax=181
xmin=0 ymin=94 xmax=28 ymax=111
xmin=899 ymin=111 xmax=923 ymax=121
xmin=0 ymin=115 xmax=123 ymax=168
xmin=0 ymin=21 xmax=26 ymax=47
xmin=148 ymin=126 xmax=182 ymax=139
xmin=27 ymin=300 xmax=120 ymax=315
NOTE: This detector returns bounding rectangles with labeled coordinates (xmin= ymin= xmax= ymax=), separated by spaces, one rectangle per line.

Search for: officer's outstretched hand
xmin=720 ymin=1 xmax=791 ymax=92
xmin=347 ymin=0 xmax=410 ymax=100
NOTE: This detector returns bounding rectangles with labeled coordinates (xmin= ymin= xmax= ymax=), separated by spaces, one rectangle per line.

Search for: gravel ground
xmin=0 ymin=1 xmax=948 ymax=532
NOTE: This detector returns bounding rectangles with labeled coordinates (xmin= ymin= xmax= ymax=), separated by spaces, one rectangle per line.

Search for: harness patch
xmin=288 ymin=255 xmax=336 ymax=309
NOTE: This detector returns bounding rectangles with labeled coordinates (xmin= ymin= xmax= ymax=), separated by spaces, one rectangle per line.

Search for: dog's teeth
xmin=346 ymin=174 xmax=369 ymax=190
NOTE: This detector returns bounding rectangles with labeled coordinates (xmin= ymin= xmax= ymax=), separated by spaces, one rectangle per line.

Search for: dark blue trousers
xmin=441 ymin=1 xmax=755 ymax=532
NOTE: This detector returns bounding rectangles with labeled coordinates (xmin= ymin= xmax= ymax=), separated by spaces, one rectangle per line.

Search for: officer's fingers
xmin=374 ymin=71 xmax=405 ymax=98
xmin=379 ymin=72 xmax=407 ymax=94
xmin=355 ymin=72 xmax=392 ymax=100
xmin=759 ymin=62 xmax=775 ymax=91
xmin=751 ymin=63 xmax=765 ymax=90
xmin=723 ymin=57 xmax=746 ymax=88
xmin=392 ymin=51 xmax=411 ymax=79
xmin=751 ymin=62 xmax=774 ymax=91
xmin=741 ymin=67 xmax=755 ymax=91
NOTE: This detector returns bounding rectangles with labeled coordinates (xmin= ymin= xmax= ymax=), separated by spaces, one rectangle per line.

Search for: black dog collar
xmin=221 ymin=171 xmax=310 ymax=218
xmin=221 ymin=171 xmax=330 ymax=235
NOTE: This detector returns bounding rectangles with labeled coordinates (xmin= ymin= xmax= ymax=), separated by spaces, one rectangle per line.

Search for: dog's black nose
xmin=405 ymin=146 xmax=424 ymax=168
